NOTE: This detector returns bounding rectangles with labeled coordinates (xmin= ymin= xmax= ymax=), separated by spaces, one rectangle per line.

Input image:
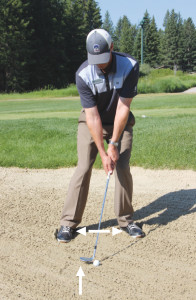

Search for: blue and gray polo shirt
xmin=76 ymin=52 xmax=139 ymax=125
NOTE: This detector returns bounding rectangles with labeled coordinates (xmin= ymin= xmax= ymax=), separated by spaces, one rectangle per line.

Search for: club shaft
xmin=93 ymin=172 xmax=111 ymax=258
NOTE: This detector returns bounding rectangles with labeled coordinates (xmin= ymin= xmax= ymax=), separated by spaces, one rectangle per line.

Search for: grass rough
xmin=0 ymin=93 xmax=195 ymax=170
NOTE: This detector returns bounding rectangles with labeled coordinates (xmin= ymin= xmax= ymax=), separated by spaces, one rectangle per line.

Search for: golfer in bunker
xmin=57 ymin=28 xmax=145 ymax=242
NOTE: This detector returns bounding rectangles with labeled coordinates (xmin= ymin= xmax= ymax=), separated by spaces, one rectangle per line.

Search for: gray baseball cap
xmin=86 ymin=29 xmax=112 ymax=65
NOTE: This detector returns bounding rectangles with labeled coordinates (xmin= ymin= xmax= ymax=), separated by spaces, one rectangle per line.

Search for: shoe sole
xmin=57 ymin=238 xmax=71 ymax=243
xmin=131 ymin=233 xmax=145 ymax=238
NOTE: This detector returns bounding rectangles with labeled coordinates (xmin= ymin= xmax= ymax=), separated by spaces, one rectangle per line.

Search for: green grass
xmin=0 ymin=98 xmax=81 ymax=119
xmin=132 ymin=115 xmax=196 ymax=169
xmin=0 ymin=118 xmax=78 ymax=168
xmin=0 ymin=84 xmax=79 ymax=100
xmin=0 ymin=94 xmax=196 ymax=170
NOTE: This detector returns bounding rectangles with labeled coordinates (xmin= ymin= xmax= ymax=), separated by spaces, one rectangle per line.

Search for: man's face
xmin=97 ymin=61 xmax=110 ymax=71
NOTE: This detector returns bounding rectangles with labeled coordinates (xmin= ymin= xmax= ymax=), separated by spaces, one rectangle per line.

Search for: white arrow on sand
xmin=88 ymin=229 xmax=110 ymax=233
xmin=76 ymin=227 xmax=87 ymax=236
xmin=112 ymin=227 xmax=122 ymax=236
xmin=77 ymin=227 xmax=122 ymax=236
xmin=76 ymin=267 xmax=85 ymax=295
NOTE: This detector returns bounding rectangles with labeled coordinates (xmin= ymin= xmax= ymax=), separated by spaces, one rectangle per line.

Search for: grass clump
xmin=138 ymin=68 xmax=196 ymax=93
xmin=139 ymin=63 xmax=152 ymax=77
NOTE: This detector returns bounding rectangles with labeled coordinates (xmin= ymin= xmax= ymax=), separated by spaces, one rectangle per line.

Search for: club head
xmin=80 ymin=256 xmax=94 ymax=263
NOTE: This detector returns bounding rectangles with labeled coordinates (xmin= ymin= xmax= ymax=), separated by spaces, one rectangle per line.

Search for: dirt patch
xmin=0 ymin=167 xmax=196 ymax=300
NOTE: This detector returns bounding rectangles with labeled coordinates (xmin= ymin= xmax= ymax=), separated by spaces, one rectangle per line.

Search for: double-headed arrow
xmin=77 ymin=227 xmax=122 ymax=236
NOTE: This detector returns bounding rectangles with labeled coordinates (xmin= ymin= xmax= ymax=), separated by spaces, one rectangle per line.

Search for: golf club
xmin=80 ymin=170 xmax=112 ymax=263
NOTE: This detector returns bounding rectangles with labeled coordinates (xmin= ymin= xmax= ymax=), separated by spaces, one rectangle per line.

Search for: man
xmin=57 ymin=28 xmax=145 ymax=242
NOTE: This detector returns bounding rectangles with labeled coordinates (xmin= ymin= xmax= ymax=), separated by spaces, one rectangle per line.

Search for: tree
xmin=119 ymin=16 xmax=137 ymax=54
xmin=163 ymin=9 xmax=170 ymax=28
xmin=158 ymin=28 xmax=165 ymax=66
xmin=83 ymin=0 xmax=102 ymax=33
xmin=65 ymin=0 xmax=87 ymax=83
xmin=145 ymin=16 xmax=160 ymax=67
xmin=181 ymin=18 xmax=196 ymax=72
xmin=113 ymin=17 xmax=122 ymax=52
xmin=0 ymin=0 xmax=33 ymax=92
xmin=162 ymin=9 xmax=184 ymax=70
xmin=142 ymin=10 xmax=151 ymax=64
xmin=28 ymin=0 xmax=71 ymax=90
xmin=133 ymin=29 xmax=141 ymax=62
xmin=0 ymin=0 xmax=7 ymax=91
xmin=102 ymin=10 xmax=114 ymax=38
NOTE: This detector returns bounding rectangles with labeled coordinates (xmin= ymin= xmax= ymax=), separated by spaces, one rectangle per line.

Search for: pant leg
xmin=114 ymin=124 xmax=134 ymax=227
xmin=60 ymin=120 xmax=98 ymax=229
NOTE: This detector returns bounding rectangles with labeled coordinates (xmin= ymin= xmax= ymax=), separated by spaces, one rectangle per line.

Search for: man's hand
xmin=101 ymin=153 xmax=115 ymax=174
xmin=107 ymin=144 xmax=119 ymax=164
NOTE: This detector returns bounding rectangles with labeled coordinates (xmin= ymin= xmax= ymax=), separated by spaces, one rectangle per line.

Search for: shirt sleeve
xmin=119 ymin=62 xmax=139 ymax=98
xmin=76 ymin=73 xmax=97 ymax=108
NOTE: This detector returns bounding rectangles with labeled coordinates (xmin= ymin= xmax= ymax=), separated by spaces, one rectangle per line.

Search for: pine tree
xmin=142 ymin=10 xmax=151 ymax=64
xmin=181 ymin=18 xmax=196 ymax=72
xmin=163 ymin=10 xmax=170 ymax=28
xmin=119 ymin=16 xmax=136 ymax=54
xmin=133 ymin=29 xmax=141 ymax=63
xmin=65 ymin=0 xmax=87 ymax=83
xmin=0 ymin=0 xmax=7 ymax=91
xmin=163 ymin=9 xmax=184 ymax=70
xmin=176 ymin=13 xmax=184 ymax=71
xmin=158 ymin=29 xmax=165 ymax=67
xmin=83 ymin=0 xmax=102 ymax=33
xmin=28 ymin=0 xmax=71 ymax=89
xmin=0 ymin=0 xmax=33 ymax=92
xmin=102 ymin=10 xmax=114 ymax=38
xmin=145 ymin=17 xmax=160 ymax=67
xmin=113 ymin=17 xmax=122 ymax=52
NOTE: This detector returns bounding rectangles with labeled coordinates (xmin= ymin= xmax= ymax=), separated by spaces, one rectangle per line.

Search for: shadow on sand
xmin=96 ymin=189 xmax=196 ymax=261
xmin=55 ymin=189 xmax=196 ymax=257
xmin=89 ymin=189 xmax=196 ymax=230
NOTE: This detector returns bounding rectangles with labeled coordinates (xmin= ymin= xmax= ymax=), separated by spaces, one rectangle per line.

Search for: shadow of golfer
xmin=134 ymin=189 xmax=196 ymax=226
xmin=99 ymin=189 xmax=196 ymax=261
xmin=90 ymin=189 xmax=196 ymax=230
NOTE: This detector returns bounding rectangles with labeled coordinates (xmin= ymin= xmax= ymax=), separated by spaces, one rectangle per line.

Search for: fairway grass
xmin=0 ymin=94 xmax=196 ymax=170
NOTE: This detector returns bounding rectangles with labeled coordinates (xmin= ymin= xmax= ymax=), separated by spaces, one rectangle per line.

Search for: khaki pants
xmin=60 ymin=111 xmax=134 ymax=228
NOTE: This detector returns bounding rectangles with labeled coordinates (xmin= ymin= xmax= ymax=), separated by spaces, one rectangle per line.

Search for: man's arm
xmin=107 ymin=97 xmax=133 ymax=163
xmin=85 ymin=106 xmax=115 ymax=174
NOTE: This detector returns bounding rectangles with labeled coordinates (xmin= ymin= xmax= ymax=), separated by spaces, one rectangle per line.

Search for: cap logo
xmin=93 ymin=44 xmax=100 ymax=53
